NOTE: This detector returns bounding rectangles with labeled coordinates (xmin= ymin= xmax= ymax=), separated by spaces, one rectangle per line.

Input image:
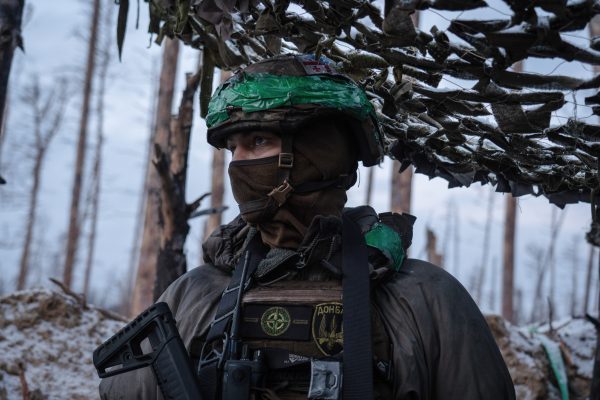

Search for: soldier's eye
xmin=254 ymin=136 xmax=267 ymax=146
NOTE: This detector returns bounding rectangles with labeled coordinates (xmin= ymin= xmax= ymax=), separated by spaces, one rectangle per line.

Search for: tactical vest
xmin=238 ymin=280 xmax=393 ymax=399
xmin=196 ymin=207 xmax=415 ymax=400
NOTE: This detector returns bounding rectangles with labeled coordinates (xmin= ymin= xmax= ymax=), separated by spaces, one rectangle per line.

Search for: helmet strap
xmin=276 ymin=128 xmax=294 ymax=184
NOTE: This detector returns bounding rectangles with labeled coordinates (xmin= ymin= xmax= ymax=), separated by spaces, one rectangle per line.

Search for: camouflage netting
xmin=120 ymin=0 xmax=600 ymax=208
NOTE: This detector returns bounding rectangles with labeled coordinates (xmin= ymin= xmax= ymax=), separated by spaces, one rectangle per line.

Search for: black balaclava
xmin=228 ymin=119 xmax=358 ymax=249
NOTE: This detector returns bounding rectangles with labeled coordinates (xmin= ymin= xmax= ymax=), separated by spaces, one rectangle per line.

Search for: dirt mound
xmin=487 ymin=315 xmax=596 ymax=400
xmin=0 ymin=288 xmax=595 ymax=399
xmin=0 ymin=288 xmax=125 ymax=399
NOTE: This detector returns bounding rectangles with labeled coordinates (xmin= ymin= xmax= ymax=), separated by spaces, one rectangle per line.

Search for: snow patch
xmin=0 ymin=288 xmax=125 ymax=399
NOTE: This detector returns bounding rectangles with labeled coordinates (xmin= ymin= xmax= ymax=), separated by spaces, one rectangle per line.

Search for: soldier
xmin=100 ymin=54 xmax=515 ymax=399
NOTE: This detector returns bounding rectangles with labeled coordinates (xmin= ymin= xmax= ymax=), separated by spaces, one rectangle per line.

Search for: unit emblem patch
xmin=312 ymin=302 xmax=344 ymax=356
xmin=261 ymin=306 xmax=291 ymax=336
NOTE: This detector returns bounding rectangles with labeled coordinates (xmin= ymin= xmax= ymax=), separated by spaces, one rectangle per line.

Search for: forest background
xmin=0 ymin=0 xmax=594 ymax=326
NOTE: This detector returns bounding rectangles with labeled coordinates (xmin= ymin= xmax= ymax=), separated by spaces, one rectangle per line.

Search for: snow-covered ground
xmin=0 ymin=289 xmax=124 ymax=399
xmin=488 ymin=315 xmax=596 ymax=399
xmin=0 ymin=288 xmax=596 ymax=399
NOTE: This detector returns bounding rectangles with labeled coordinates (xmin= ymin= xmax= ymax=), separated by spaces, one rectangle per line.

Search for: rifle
xmin=219 ymin=251 xmax=266 ymax=400
xmin=93 ymin=302 xmax=202 ymax=399
xmin=93 ymin=245 xmax=266 ymax=399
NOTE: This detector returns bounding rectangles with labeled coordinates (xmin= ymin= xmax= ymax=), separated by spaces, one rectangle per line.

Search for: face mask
xmin=228 ymin=155 xmax=281 ymax=225
xmin=227 ymin=121 xmax=358 ymax=249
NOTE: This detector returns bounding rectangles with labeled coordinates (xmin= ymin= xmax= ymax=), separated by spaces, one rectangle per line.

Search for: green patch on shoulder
xmin=364 ymin=223 xmax=405 ymax=271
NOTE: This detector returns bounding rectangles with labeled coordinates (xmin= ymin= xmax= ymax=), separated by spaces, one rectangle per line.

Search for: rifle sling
xmin=205 ymin=233 xmax=268 ymax=343
xmin=342 ymin=213 xmax=374 ymax=400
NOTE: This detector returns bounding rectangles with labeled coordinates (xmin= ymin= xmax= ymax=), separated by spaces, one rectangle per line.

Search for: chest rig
xmin=197 ymin=212 xmax=395 ymax=400
xmin=238 ymin=280 xmax=393 ymax=400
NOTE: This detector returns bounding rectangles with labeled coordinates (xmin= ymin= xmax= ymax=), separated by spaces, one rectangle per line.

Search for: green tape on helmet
xmin=206 ymin=73 xmax=376 ymax=128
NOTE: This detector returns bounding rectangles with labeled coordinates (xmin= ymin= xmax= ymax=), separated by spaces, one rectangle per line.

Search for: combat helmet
xmin=206 ymin=54 xmax=384 ymax=167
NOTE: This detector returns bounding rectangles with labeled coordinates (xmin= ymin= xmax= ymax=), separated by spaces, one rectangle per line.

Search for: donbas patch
xmin=312 ymin=302 xmax=343 ymax=356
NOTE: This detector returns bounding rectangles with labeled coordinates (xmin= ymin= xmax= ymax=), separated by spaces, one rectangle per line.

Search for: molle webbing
xmin=239 ymin=280 xmax=393 ymax=399
xmin=240 ymin=280 xmax=343 ymax=359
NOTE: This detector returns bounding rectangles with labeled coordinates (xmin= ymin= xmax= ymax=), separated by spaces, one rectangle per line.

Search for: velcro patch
xmin=312 ymin=302 xmax=344 ymax=356
xmin=241 ymin=304 xmax=312 ymax=340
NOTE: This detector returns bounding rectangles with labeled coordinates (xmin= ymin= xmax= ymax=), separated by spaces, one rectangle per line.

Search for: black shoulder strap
xmin=342 ymin=214 xmax=374 ymax=400
xmin=205 ymin=233 xmax=268 ymax=343
xmin=198 ymin=233 xmax=267 ymax=400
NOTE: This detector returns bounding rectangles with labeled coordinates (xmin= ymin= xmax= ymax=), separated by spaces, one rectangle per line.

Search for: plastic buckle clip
xmin=278 ymin=153 xmax=294 ymax=169
xmin=268 ymin=181 xmax=294 ymax=206
xmin=308 ymin=359 xmax=342 ymax=400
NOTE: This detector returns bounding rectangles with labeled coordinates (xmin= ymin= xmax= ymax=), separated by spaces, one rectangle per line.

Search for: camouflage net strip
xmin=131 ymin=0 xmax=600 ymax=207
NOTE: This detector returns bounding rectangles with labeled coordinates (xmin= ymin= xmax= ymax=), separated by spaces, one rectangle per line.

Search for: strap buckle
xmin=278 ymin=153 xmax=294 ymax=169
xmin=268 ymin=181 xmax=294 ymax=206
xmin=308 ymin=359 xmax=342 ymax=400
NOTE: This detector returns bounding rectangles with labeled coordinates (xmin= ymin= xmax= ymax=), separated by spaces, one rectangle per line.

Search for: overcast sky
xmin=0 ymin=0 xmax=594 ymax=323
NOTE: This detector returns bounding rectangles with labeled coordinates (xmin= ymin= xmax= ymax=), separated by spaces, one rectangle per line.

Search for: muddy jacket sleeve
xmin=98 ymin=265 xmax=230 ymax=400
xmin=375 ymin=259 xmax=516 ymax=400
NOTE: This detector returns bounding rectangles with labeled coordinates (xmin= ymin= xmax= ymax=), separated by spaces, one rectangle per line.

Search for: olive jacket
xmin=100 ymin=213 xmax=515 ymax=400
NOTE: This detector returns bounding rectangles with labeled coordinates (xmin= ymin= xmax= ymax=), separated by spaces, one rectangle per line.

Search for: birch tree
xmin=17 ymin=77 xmax=68 ymax=290
xmin=63 ymin=0 xmax=101 ymax=289
xmin=83 ymin=2 xmax=114 ymax=298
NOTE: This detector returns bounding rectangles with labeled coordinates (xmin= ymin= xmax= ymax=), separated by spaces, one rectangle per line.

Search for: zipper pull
xmin=296 ymin=252 xmax=306 ymax=269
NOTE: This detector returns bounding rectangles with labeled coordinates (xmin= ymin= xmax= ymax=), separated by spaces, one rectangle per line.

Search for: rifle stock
xmin=93 ymin=302 xmax=202 ymax=399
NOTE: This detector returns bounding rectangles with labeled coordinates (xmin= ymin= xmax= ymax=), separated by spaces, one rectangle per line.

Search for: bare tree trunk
xmin=529 ymin=208 xmax=566 ymax=322
xmin=364 ymin=166 xmax=374 ymax=205
xmin=17 ymin=78 xmax=68 ymax=289
xmin=502 ymin=194 xmax=517 ymax=322
xmin=514 ymin=287 xmax=523 ymax=324
xmin=124 ymin=58 xmax=160 ymax=314
xmin=0 ymin=0 xmax=24 ymax=175
xmin=488 ymin=258 xmax=498 ymax=313
xmin=548 ymin=208 xmax=558 ymax=317
xmin=441 ymin=199 xmax=452 ymax=267
xmin=585 ymin=245 xmax=595 ymax=314
xmin=83 ymin=4 xmax=113 ymax=298
xmin=130 ymin=38 xmax=179 ymax=316
xmin=63 ymin=0 xmax=101 ymax=289
xmin=570 ymin=237 xmax=579 ymax=316
xmin=204 ymin=148 xmax=225 ymax=239
xmin=426 ymin=228 xmax=443 ymax=267
xmin=17 ymin=147 xmax=41 ymax=289
xmin=153 ymin=70 xmax=201 ymax=299
xmin=391 ymin=161 xmax=413 ymax=214
xmin=476 ymin=189 xmax=495 ymax=305
xmin=0 ymin=86 xmax=9 ymax=171
xmin=389 ymin=11 xmax=418 ymax=218
xmin=529 ymin=246 xmax=548 ymax=323
xmin=203 ymin=70 xmax=229 ymax=242
xmin=82 ymin=132 xmax=102 ymax=298
xmin=501 ymin=60 xmax=525 ymax=323
xmin=452 ymin=204 xmax=460 ymax=276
